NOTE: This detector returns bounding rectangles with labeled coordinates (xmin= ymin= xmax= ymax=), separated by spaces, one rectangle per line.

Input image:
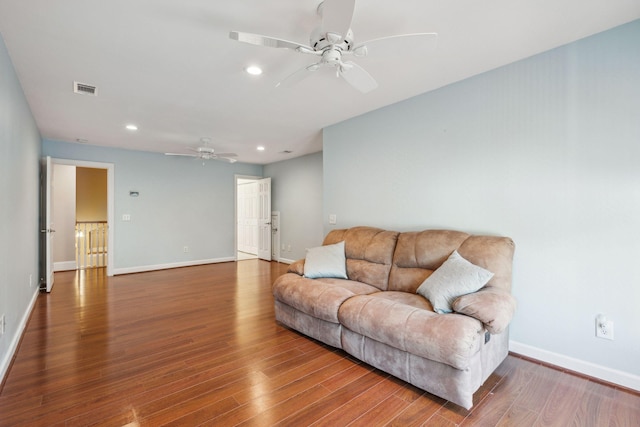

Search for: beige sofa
xmin=272 ymin=226 xmax=516 ymax=409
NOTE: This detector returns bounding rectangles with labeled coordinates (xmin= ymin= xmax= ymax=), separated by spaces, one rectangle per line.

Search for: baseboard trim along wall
xmin=113 ymin=257 xmax=236 ymax=275
xmin=0 ymin=288 xmax=39 ymax=386
xmin=510 ymin=340 xmax=640 ymax=392
xmin=278 ymin=257 xmax=295 ymax=265
xmin=54 ymin=261 xmax=77 ymax=272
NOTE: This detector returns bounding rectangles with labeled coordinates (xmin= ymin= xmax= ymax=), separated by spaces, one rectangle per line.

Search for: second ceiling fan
xmin=165 ymin=139 xmax=238 ymax=164
xmin=229 ymin=0 xmax=438 ymax=93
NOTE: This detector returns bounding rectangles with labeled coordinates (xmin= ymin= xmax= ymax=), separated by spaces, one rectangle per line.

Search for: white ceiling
xmin=1 ymin=1 xmax=639 ymax=164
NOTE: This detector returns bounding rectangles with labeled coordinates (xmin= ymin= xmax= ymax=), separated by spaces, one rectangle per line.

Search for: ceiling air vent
xmin=73 ymin=81 xmax=97 ymax=96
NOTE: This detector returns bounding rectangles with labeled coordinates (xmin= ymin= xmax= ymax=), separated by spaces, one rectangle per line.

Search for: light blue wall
xmin=264 ymin=152 xmax=323 ymax=261
xmin=43 ymin=140 xmax=262 ymax=271
xmin=324 ymin=21 xmax=640 ymax=377
xmin=0 ymin=35 xmax=41 ymax=377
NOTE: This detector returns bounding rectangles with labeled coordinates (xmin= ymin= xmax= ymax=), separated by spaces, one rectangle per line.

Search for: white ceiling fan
xmin=229 ymin=0 xmax=438 ymax=93
xmin=165 ymin=139 xmax=238 ymax=163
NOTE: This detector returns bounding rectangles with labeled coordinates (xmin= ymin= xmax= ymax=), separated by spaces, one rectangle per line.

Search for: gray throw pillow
xmin=303 ymin=241 xmax=348 ymax=279
xmin=416 ymin=250 xmax=494 ymax=314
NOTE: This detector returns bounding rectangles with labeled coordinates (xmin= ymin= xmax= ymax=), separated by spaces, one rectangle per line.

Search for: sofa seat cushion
xmin=338 ymin=293 xmax=485 ymax=370
xmin=363 ymin=290 xmax=434 ymax=311
xmin=272 ymin=273 xmax=379 ymax=323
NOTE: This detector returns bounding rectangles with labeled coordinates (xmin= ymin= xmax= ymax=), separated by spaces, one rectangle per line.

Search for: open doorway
xmin=53 ymin=166 xmax=108 ymax=271
xmin=50 ymin=158 xmax=115 ymax=277
xmin=235 ymin=175 xmax=273 ymax=261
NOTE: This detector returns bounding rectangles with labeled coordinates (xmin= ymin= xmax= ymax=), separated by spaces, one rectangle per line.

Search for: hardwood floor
xmin=1 ymin=261 xmax=638 ymax=426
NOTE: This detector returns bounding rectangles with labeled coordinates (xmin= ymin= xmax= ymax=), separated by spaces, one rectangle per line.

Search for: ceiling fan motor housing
xmin=197 ymin=147 xmax=216 ymax=154
xmin=310 ymin=27 xmax=354 ymax=53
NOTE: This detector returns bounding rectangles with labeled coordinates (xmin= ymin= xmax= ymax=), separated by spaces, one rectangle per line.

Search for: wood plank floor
xmin=1 ymin=261 xmax=638 ymax=426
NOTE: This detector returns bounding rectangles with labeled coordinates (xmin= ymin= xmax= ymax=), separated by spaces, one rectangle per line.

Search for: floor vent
xmin=74 ymin=81 xmax=97 ymax=96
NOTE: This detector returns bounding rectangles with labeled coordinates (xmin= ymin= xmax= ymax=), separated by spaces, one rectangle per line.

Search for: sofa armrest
xmin=452 ymin=288 xmax=516 ymax=334
xmin=288 ymin=259 xmax=305 ymax=276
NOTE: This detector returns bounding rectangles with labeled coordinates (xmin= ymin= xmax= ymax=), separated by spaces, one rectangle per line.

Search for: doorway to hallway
xmin=47 ymin=158 xmax=115 ymax=285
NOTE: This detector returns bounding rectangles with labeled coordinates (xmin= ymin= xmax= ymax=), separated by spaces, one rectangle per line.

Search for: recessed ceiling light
xmin=257 ymin=146 xmax=265 ymax=151
xmin=245 ymin=65 xmax=263 ymax=76
xmin=126 ymin=124 xmax=138 ymax=131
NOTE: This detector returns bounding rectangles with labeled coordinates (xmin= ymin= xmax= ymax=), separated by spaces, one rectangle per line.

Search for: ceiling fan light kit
xmin=229 ymin=0 xmax=437 ymax=93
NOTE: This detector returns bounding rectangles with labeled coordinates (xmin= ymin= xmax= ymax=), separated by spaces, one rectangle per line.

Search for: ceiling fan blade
xmin=214 ymin=153 xmax=237 ymax=158
xmin=339 ymin=61 xmax=378 ymax=93
xmin=351 ymin=32 xmax=439 ymax=57
xmin=216 ymin=157 xmax=238 ymax=163
xmin=276 ymin=63 xmax=321 ymax=88
xmin=320 ymin=0 xmax=356 ymax=43
xmin=165 ymin=153 xmax=198 ymax=157
xmin=229 ymin=31 xmax=313 ymax=52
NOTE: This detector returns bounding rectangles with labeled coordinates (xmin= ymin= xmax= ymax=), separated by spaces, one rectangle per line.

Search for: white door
xmin=42 ymin=156 xmax=55 ymax=292
xmin=237 ymin=182 xmax=258 ymax=254
xmin=257 ymin=177 xmax=271 ymax=261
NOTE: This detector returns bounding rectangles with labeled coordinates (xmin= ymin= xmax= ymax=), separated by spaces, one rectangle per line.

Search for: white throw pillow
xmin=416 ymin=250 xmax=494 ymax=314
xmin=303 ymin=241 xmax=348 ymax=279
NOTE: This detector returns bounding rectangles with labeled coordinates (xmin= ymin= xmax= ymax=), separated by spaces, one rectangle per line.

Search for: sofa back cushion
xmin=323 ymin=226 xmax=399 ymax=291
xmin=388 ymin=230 xmax=515 ymax=294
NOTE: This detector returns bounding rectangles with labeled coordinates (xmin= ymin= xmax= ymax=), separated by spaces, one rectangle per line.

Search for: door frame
xmin=271 ymin=211 xmax=281 ymax=262
xmin=50 ymin=158 xmax=115 ymax=277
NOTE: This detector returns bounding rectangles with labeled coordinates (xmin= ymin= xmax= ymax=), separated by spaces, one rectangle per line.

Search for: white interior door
xmin=42 ymin=156 xmax=55 ymax=292
xmin=237 ymin=182 xmax=258 ymax=255
xmin=257 ymin=177 xmax=272 ymax=261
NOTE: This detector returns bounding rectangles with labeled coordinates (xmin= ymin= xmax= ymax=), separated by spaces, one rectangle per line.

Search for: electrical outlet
xmin=0 ymin=314 xmax=5 ymax=336
xmin=183 ymin=246 xmax=189 ymax=253
xmin=287 ymin=244 xmax=291 ymax=252
xmin=596 ymin=314 xmax=614 ymax=340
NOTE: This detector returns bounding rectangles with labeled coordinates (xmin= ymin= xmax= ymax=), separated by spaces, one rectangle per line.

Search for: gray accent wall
xmin=323 ymin=21 xmax=640 ymax=378
xmin=264 ymin=152 xmax=323 ymax=261
xmin=43 ymin=140 xmax=263 ymax=272
xmin=0 ymin=34 xmax=41 ymax=378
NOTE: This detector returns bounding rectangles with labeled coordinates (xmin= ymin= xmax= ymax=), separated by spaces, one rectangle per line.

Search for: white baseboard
xmin=0 ymin=288 xmax=39 ymax=385
xmin=509 ymin=340 xmax=640 ymax=391
xmin=54 ymin=260 xmax=77 ymax=271
xmin=113 ymin=257 xmax=235 ymax=275
xmin=278 ymin=257 xmax=295 ymax=264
